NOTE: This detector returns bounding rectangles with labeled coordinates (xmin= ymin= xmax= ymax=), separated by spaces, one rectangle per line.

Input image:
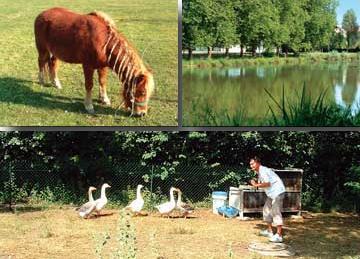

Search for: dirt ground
xmin=0 ymin=207 xmax=359 ymax=259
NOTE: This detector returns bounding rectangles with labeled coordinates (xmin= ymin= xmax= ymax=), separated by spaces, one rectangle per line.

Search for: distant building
xmin=335 ymin=25 xmax=347 ymax=37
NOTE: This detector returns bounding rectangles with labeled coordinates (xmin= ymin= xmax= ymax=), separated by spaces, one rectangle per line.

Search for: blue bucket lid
xmin=212 ymin=191 xmax=227 ymax=197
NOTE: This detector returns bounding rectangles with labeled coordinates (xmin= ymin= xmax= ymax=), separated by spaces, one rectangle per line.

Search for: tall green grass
xmin=0 ymin=0 xmax=178 ymax=126
xmin=266 ymin=84 xmax=360 ymax=126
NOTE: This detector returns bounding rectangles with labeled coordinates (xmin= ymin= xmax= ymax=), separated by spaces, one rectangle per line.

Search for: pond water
xmin=182 ymin=62 xmax=360 ymax=125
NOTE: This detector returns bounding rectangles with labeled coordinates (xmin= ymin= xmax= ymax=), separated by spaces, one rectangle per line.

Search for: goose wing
xmin=156 ymin=201 xmax=176 ymax=214
xmin=78 ymin=201 xmax=96 ymax=218
xmin=130 ymin=198 xmax=144 ymax=212
xmin=182 ymin=203 xmax=194 ymax=212
xmin=95 ymin=197 xmax=108 ymax=211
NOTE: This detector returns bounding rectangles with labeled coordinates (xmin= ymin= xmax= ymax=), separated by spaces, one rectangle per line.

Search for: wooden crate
xmin=236 ymin=168 xmax=303 ymax=218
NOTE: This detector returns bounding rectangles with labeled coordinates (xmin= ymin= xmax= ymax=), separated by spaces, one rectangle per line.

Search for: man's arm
xmin=250 ymin=179 xmax=270 ymax=188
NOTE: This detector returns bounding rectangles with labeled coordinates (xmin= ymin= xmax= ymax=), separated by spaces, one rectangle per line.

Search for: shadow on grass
xmin=0 ymin=204 xmax=45 ymax=214
xmin=0 ymin=77 xmax=129 ymax=117
xmin=253 ymin=213 xmax=360 ymax=257
xmin=89 ymin=212 xmax=115 ymax=219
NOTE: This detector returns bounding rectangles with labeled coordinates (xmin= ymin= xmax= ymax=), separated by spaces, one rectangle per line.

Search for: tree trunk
xmin=207 ymin=47 xmax=212 ymax=59
xmin=240 ymin=45 xmax=244 ymax=57
xmin=225 ymin=48 xmax=229 ymax=57
xmin=188 ymin=48 xmax=193 ymax=59
xmin=252 ymin=46 xmax=256 ymax=57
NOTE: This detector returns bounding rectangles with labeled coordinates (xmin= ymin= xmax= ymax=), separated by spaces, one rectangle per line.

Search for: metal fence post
xmin=8 ymin=161 xmax=14 ymax=212
xmin=150 ymin=165 xmax=154 ymax=211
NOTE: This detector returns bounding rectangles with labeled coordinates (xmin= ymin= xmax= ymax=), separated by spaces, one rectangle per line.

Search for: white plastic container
xmin=212 ymin=191 xmax=227 ymax=214
xmin=229 ymin=187 xmax=241 ymax=210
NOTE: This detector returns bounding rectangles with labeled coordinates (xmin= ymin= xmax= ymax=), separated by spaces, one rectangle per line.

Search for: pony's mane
xmin=88 ymin=11 xmax=116 ymax=29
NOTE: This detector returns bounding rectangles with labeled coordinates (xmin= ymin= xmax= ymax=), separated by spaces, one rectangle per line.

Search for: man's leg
xmin=272 ymin=193 xmax=284 ymax=236
xmin=269 ymin=193 xmax=285 ymax=242
xmin=260 ymin=197 xmax=274 ymax=236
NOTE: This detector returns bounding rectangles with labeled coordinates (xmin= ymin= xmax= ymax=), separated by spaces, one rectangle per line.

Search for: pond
xmin=182 ymin=62 xmax=360 ymax=126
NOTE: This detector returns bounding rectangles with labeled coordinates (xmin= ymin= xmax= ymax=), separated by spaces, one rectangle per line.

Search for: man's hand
xmin=250 ymin=179 xmax=257 ymax=187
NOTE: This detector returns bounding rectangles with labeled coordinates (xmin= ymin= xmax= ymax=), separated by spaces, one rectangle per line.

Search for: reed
xmin=265 ymin=84 xmax=360 ymax=126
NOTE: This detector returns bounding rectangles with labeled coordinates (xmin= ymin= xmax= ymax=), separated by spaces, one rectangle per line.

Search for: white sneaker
xmin=269 ymin=233 xmax=283 ymax=243
xmin=259 ymin=229 xmax=273 ymax=238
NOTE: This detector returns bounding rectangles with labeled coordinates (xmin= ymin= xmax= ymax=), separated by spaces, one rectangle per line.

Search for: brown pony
xmin=34 ymin=7 xmax=154 ymax=116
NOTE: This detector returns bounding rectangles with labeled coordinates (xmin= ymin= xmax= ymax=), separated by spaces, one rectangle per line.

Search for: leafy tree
xmin=330 ymin=30 xmax=347 ymax=49
xmin=234 ymin=0 xmax=280 ymax=56
xmin=274 ymin=0 xmax=309 ymax=55
xmin=342 ymin=9 xmax=359 ymax=50
xmin=212 ymin=0 xmax=238 ymax=56
xmin=182 ymin=0 xmax=216 ymax=58
xmin=303 ymin=0 xmax=338 ymax=51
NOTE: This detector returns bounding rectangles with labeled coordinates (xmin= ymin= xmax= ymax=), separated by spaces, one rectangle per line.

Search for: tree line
xmin=0 ymin=131 xmax=359 ymax=212
xmin=183 ymin=0 xmax=360 ymax=58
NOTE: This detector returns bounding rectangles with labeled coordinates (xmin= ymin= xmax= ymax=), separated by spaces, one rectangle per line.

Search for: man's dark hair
xmin=250 ymin=156 xmax=261 ymax=163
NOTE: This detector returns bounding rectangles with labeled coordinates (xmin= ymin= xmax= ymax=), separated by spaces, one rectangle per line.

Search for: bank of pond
xmin=183 ymin=52 xmax=360 ymax=69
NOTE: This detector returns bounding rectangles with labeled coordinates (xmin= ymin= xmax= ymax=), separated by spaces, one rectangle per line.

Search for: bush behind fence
xmin=0 ymin=160 xmax=252 ymax=209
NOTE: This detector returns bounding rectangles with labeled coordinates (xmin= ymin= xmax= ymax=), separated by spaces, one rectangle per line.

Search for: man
xmin=249 ymin=156 xmax=285 ymax=243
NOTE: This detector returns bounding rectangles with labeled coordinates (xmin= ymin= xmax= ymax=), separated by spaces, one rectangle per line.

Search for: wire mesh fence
xmin=0 ymin=160 xmax=251 ymax=210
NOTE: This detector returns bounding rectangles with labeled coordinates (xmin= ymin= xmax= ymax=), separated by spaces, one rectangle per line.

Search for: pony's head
xmin=124 ymin=70 xmax=154 ymax=116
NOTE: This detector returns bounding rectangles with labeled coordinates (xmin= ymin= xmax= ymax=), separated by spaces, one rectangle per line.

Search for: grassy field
xmin=0 ymin=207 xmax=359 ymax=258
xmin=0 ymin=0 xmax=178 ymax=126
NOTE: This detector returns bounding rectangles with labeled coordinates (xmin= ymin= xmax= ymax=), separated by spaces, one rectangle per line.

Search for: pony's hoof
xmin=87 ymin=108 xmax=95 ymax=114
xmin=99 ymin=98 xmax=111 ymax=106
xmin=53 ymin=79 xmax=62 ymax=89
xmin=85 ymin=105 xmax=95 ymax=114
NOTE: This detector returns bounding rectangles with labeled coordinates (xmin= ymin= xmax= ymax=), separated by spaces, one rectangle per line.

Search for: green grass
xmin=183 ymin=52 xmax=360 ymax=69
xmin=0 ymin=0 xmax=178 ymax=126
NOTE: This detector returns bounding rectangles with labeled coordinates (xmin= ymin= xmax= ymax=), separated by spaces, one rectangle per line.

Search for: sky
xmin=336 ymin=0 xmax=360 ymax=25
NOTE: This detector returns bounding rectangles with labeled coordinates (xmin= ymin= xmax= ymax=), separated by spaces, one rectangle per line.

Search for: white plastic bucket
xmin=229 ymin=187 xmax=241 ymax=210
xmin=212 ymin=191 xmax=227 ymax=214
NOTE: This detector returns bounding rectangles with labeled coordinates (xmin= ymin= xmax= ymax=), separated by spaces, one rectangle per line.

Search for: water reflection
xmin=333 ymin=64 xmax=360 ymax=116
xmin=183 ymin=62 xmax=360 ymax=124
xmin=351 ymin=85 xmax=360 ymax=116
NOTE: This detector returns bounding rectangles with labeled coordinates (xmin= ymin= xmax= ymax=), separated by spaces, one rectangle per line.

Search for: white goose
xmin=94 ymin=183 xmax=111 ymax=216
xmin=175 ymin=188 xmax=194 ymax=218
xmin=156 ymin=187 xmax=177 ymax=218
xmin=126 ymin=184 xmax=144 ymax=215
xmin=78 ymin=186 xmax=97 ymax=218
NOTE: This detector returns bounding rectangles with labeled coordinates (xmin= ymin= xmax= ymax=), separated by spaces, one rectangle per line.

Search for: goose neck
xmin=89 ymin=189 xmax=94 ymax=202
xmin=170 ymin=189 xmax=175 ymax=203
xmin=136 ymin=186 xmax=142 ymax=199
xmin=101 ymin=186 xmax=107 ymax=199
